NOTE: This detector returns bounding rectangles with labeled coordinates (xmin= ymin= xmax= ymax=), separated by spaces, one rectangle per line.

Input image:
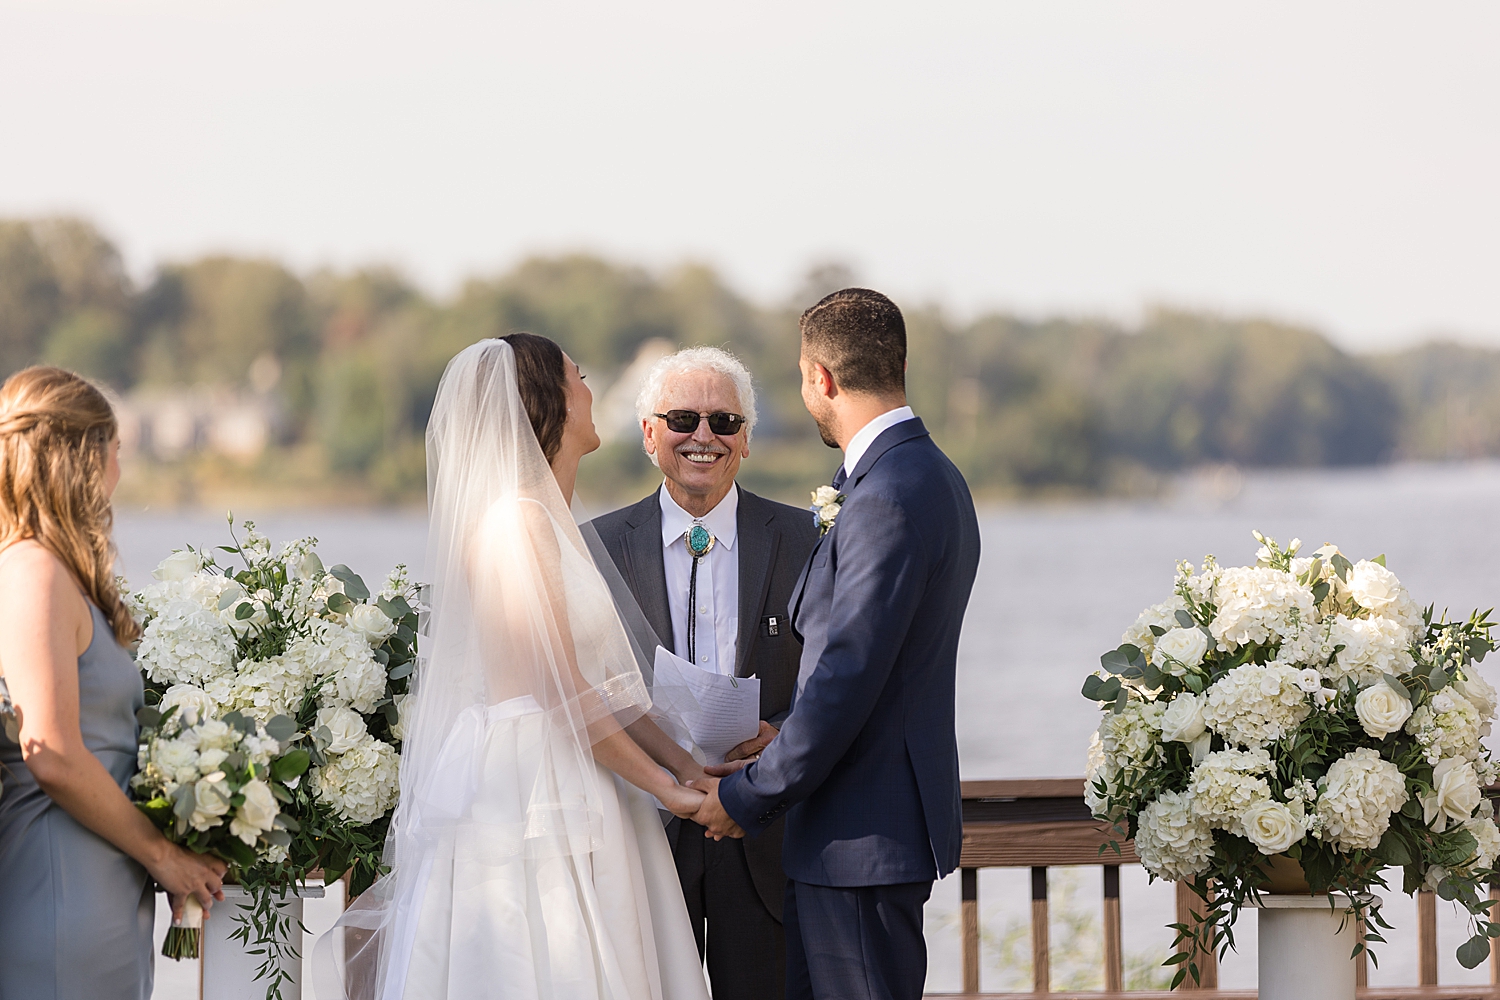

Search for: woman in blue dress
xmin=0 ymin=367 xmax=228 ymax=1000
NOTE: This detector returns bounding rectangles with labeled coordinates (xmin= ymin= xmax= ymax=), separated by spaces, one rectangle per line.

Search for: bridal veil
xmin=314 ymin=339 xmax=698 ymax=1000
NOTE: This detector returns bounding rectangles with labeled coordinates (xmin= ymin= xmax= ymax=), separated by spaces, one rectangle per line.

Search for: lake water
xmin=136 ymin=461 xmax=1500 ymax=997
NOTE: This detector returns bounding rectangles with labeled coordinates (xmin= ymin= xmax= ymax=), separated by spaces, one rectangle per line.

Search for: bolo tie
xmin=684 ymin=522 xmax=716 ymax=664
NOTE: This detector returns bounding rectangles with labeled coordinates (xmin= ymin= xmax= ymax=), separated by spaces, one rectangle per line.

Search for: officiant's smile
xmin=643 ymin=368 xmax=751 ymax=518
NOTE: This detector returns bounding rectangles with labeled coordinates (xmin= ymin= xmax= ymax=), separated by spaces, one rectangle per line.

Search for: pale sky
xmin=2 ymin=1 xmax=1497 ymax=350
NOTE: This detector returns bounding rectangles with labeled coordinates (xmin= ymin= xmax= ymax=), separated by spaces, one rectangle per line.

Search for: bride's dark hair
xmin=499 ymin=333 xmax=569 ymax=462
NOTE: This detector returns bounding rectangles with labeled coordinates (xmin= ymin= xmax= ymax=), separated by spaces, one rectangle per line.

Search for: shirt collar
xmin=842 ymin=405 xmax=916 ymax=478
xmin=660 ymin=482 xmax=739 ymax=551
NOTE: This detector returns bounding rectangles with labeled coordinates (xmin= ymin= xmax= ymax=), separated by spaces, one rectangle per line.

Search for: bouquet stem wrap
xmin=163 ymin=895 xmax=204 ymax=960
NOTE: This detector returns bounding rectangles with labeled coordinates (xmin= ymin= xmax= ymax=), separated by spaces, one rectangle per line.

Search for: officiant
xmin=591 ymin=346 xmax=818 ymax=1000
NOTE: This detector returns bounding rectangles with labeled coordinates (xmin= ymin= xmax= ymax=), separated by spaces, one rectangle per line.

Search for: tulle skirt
xmin=319 ymin=696 xmax=709 ymax=1000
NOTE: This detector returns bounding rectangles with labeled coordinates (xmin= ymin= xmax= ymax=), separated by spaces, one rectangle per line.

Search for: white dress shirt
xmin=660 ymin=482 xmax=739 ymax=676
xmin=840 ymin=405 xmax=916 ymax=480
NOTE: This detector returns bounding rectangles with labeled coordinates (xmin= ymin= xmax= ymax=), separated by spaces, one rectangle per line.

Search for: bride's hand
xmin=658 ymin=782 xmax=707 ymax=819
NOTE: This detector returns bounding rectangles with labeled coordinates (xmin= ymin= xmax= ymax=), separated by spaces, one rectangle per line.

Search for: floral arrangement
xmin=133 ymin=704 xmax=302 ymax=958
xmin=809 ymin=485 xmax=845 ymax=536
xmin=1083 ymin=532 xmax=1500 ymax=984
xmin=129 ymin=515 xmax=419 ymax=998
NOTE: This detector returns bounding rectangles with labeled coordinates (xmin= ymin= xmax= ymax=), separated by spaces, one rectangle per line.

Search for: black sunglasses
xmin=653 ymin=410 xmax=747 ymax=435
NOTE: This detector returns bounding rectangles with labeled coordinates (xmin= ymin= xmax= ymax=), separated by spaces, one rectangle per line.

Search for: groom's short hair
xmin=799 ymin=288 xmax=906 ymax=396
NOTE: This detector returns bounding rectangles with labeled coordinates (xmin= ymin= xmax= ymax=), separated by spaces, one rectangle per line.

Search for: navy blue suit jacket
xmin=717 ymin=418 xmax=980 ymax=887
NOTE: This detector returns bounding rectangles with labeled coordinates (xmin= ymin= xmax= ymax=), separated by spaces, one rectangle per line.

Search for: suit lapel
xmin=734 ymin=490 xmax=778 ymax=677
xmin=620 ymin=497 xmax=674 ymax=654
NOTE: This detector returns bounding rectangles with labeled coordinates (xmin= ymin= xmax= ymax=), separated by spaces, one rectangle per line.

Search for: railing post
xmin=1102 ymin=864 xmax=1123 ymax=992
xmin=1418 ymin=889 xmax=1438 ymax=985
xmin=1031 ymin=866 xmax=1050 ymax=993
xmin=961 ymin=867 xmax=979 ymax=995
xmin=1491 ymin=880 xmax=1500 ymax=986
xmin=1173 ymin=880 xmax=1218 ymax=990
xmin=1355 ymin=915 xmax=1368 ymax=988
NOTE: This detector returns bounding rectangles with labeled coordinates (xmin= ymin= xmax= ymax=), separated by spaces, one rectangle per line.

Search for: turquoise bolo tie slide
xmin=686 ymin=523 xmax=716 ymax=558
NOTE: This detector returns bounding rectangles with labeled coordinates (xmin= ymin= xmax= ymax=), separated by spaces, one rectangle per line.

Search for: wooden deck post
xmin=960 ymin=867 xmax=979 ymax=995
xmin=1173 ymin=880 xmax=1218 ymax=990
xmin=1491 ymin=881 xmax=1500 ymax=986
xmin=1418 ymin=889 xmax=1438 ymax=985
xmin=1355 ymin=915 xmax=1368 ymax=988
xmin=1102 ymin=864 xmax=1123 ymax=992
xmin=1031 ymin=866 xmax=1050 ymax=993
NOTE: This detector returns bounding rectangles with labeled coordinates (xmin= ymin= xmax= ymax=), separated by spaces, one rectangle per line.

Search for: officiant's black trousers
xmin=673 ymin=819 xmax=786 ymax=1000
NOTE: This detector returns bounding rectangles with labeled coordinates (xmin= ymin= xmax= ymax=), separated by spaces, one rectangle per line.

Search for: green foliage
xmin=8 ymin=215 xmax=1500 ymax=504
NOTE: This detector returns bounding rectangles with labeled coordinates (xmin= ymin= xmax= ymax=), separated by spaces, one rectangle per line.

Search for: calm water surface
xmin=135 ymin=463 xmax=1500 ymax=996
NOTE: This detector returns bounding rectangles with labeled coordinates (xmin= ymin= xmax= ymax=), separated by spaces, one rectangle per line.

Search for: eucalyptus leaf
xmin=266 ymin=829 xmax=293 ymax=848
xmin=388 ymin=661 xmax=416 ymax=680
xmin=330 ymin=565 xmax=370 ymax=602
xmin=1112 ymin=687 xmax=1129 ymax=714
xmin=1459 ymin=933 xmax=1491 ymax=969
xmin=217 ymin=589 xmax=241 ymax=611
xmin=1174 ymin=610 xmax=1195 ymax=629
xmin=1382 ymin=673 xmax=1410 ymax=701
xmin=234 ymin=601 xmax=256 ymax=621
xmin=136 ymin=706 xmax=162 ymax=729
xmin=326 ymin=592 xmax=355 ymax=615
xmin=1081 ymin=675 xmax=1107 ymax=700
xmin=1331 ymin=553 xmax=1353 ymax=582
xmin=264 ymin=714 xmax=298 ymax=743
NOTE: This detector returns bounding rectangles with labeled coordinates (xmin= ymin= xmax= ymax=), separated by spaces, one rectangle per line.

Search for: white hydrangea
xmin=1095 ymin=700 xmax=1167 ymax=776
xmin=1201 ymin=661 xmax=1312 ymax=748
xmin=1187 ymin=747 xmax=1273 ymax=834
xmin=302 ymin=621 xmax=389 ymax=714
xmin=1324 ymin=614 xmax=1414 ymax=687
xmin=1209 ymin=567 xmax=1318 ymax=651
xmin=135 ymin=598 xmax=237 ymax=687
xmin=224 ymin=651 xmax=318 ymax=722
xmin=1121 ymin=596 xmax=1189 ymax=660
xmin=312 ymin=737 xmax=400 ymax=824
xmin=1135 ymin=790 xmax=1216 ymax=880
xmin=1463 ymin=805 xmax=1500 ymax=872
xmin=1406 ymin=689 xmax=1485 ymax=764
xmin=1315 ymin=747 xmax=1408 ymax=852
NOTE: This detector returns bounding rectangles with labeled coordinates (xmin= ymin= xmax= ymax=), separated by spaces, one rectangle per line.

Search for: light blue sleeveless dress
xmin=0 ymin=602 xmax=154 ymax=1000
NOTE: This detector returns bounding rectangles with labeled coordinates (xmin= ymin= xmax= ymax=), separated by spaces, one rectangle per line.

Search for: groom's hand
xmin=726 ymin=721 xmax=778 ymax=762
xmin=687 ymin=776 xmax=745 ymax=840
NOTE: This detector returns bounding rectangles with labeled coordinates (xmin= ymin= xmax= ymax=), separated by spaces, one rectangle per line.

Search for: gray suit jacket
xmin=589 ymin=484 xmax=819 ymax=918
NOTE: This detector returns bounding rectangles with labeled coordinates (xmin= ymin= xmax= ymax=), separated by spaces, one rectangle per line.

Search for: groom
xmin=690 ymin=288 xmax=981 ymax=1000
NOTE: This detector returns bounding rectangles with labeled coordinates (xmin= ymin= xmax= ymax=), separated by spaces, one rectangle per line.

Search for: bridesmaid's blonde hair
xmin=0 ymin=367 xmax=138 ymax=645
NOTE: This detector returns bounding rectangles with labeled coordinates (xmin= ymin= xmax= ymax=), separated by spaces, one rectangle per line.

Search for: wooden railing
xmin=932 ymin=778 xmax=1500 ymax=998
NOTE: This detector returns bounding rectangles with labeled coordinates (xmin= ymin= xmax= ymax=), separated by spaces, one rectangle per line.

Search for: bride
xmin=317 ymin=335 xmax=713 ymax=1000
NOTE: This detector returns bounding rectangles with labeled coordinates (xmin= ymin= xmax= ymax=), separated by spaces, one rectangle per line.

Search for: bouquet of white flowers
xmin=1084 ymin=532 xmax=1500 ymax=985
xmin=133 ymin=703 xmax=304 ymax=959
xmin=130 ymin=515 xmax=420 ymax=998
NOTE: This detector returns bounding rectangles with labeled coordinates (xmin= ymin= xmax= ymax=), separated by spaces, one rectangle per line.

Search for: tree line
xmin=2 ymin=216 xmax=1495 ymax=505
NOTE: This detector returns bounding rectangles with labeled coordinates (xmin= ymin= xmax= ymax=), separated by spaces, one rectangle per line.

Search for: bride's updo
xmin=500 ymin=333 xmax=569 ymax=462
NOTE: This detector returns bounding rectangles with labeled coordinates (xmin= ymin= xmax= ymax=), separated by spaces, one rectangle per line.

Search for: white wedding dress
xmin=316 ymin=340 xmax=709 ymax=1000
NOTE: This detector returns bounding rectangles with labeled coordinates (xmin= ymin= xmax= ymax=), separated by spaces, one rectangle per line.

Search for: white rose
xmin=196 ymin=747 xmax=229 ymax=773
xmin=347 ymin=604 xmax=396 ymax=643
xmin=390 ymin=693 xmax=409 ymax=742
xmin=159 ymin=684 xmax=216 ymax=728
xmin=315 ymin=705 xmax=369 ymax=755
xmin=1348 ymin=560 xmax=1403 ymax=613
xmin=1454 ymin=673 xmax=1498 ymax=721
xmin=1422 ymin=758 xmax=1483 ymax=833
xmin=1152 ymin=628 xmax=1209 ymax=675
xmin=1160 ymin=693 xmax=1207 ymax=743
xmin=1241 ymin=799 xmax=1305 ymax=854
xmin=153 ymin=550 xmax=202 ymax=582
xmin=1355 ymin=682 xmax=1413 ymax=738
xmin=811 ymin=486 xmax=841 ymax=507
xmin=189 ymin=775 xmax=232 ymax=831
xmin=230 ymin=779 xmax=279 ymax=845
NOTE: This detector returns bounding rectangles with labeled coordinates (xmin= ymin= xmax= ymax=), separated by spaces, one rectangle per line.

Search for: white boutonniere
xmin=810 ymin=485 xmax=846 ymax=537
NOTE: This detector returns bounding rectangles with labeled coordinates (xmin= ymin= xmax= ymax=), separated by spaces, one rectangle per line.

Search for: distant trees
xmin=0 ymin=214 xmax=1487 ymax=504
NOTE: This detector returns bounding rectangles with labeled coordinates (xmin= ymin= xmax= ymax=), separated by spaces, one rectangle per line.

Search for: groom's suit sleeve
xmin=718 ymin=491 xmax=928 ymax=835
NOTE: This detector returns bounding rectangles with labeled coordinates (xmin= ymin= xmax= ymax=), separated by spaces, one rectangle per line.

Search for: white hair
xmin=635 ymin=347 xmax=758 ymax=449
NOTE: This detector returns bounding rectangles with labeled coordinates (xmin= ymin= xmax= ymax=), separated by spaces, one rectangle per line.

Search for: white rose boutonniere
xmin=809 ymin=485 xmax=846 ymax=537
